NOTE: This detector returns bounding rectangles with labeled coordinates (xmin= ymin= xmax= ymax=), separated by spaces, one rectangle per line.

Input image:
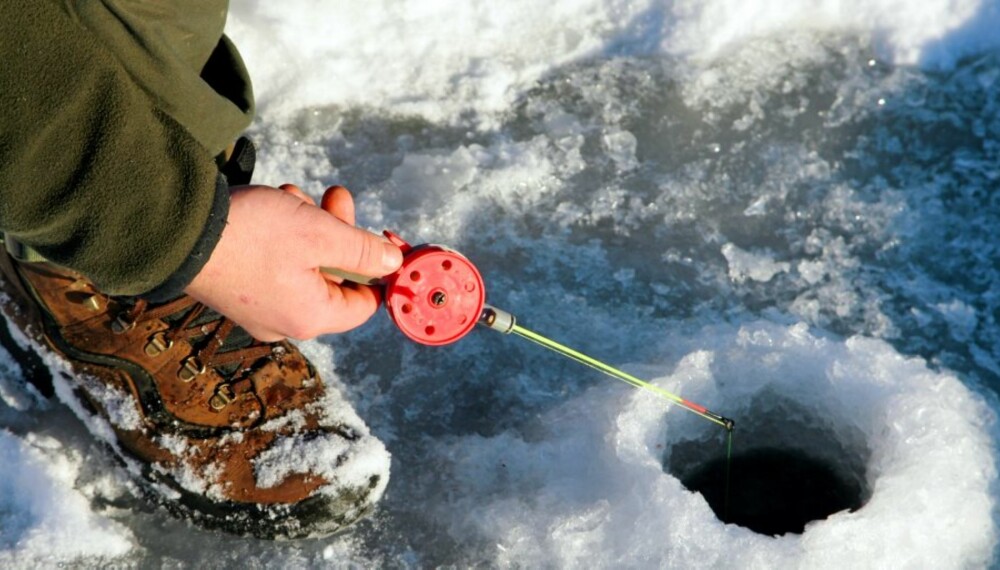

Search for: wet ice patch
xmin=387 ymin=147 xmax=479 ymax=209
xmin=0 ymin=431 xmax=133 ymax=566
xmin=934 ymin=299 xmax=978 ymax=342
xmin=426 ymin=322 xmax=997 ymax=568
xmin=0 ymin=345 xmax=35 ymax=412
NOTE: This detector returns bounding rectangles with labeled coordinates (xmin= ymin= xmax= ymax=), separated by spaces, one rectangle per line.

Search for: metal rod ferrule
xmin=479 ymin=305 xmax=516 ymax=334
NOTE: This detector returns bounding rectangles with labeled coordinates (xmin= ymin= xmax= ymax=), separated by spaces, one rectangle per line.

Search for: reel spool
xmin=381 ymin=231 xmax=485 ymax=346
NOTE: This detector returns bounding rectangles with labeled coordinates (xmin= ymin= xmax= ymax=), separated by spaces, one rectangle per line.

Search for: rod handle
xmin=320 ymin=266 xmax=382 ymax=286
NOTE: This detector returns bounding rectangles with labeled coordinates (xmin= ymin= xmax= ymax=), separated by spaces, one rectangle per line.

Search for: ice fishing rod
xmin=325 ymin=231 xmax=734 ymax=431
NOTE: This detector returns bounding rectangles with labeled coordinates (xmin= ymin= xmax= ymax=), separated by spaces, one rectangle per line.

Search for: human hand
xmin=184 ymin=184 xmax=402 ymax=341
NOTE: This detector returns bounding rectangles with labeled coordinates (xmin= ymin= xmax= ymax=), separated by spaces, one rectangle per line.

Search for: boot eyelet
xmin=111 ymin=313 xmax=135 ymax=334
xmin=82 ymin=294 xmax=103 ymax=312
xmin=209 ymin=383 xmax=235 ymax=411
xmin=144 ymin=332 xmax=174 ymax=357
xmin=179 ymin=357 xmax=206 ymax=382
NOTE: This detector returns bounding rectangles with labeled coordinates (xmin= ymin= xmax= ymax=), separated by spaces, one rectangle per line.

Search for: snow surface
xmin=3 ymin=0 xmax=1000 ymax=567
xmin=0 ymin=431 xmax=132 ymax=566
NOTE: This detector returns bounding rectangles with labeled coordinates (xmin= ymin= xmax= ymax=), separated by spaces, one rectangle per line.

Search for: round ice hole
xmin=678 ymin=447 xmax=864 ymax=536
xmin=664 ymin=394 xmax=870 ymax=537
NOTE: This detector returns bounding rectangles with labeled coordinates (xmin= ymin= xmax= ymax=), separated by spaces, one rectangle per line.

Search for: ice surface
xmin=2 ymin=0 xmax=1000 ymax=567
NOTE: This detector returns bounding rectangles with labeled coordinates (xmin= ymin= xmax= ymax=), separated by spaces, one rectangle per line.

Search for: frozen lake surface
xmin=3 ymin=0 xmax=1000 ymax=567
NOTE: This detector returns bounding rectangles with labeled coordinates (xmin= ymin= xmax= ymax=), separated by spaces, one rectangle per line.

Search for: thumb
xmin=314 ymin=216 xmax=403 ymax=278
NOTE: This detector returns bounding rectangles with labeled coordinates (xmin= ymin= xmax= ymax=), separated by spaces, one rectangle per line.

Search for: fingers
xmin=240 ymin=324 xmax=286 ymax=344
xmin=281 ymin=183 xmax=355 ymax=225
xmin=272 ymin=186 xmax=392 ymax=332
xmin=320 ymin=282 xmax=383 ymax=334
xmin=249 ymin=278 xmax=383 ymax=340
xmin=321 ymin=185 xmax=356 ymax=225
xmin=280 ymin=281 xmax=382 ymax=339
xmin=279 ymin=183 xmax=316 ymax=205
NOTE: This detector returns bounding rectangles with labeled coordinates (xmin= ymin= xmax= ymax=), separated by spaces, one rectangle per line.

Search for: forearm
xmin=1 ymin=0 xmax=248 ymax=297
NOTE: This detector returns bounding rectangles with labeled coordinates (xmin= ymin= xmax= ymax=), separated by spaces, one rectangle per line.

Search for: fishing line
xmin=724 ymin=429 xmax=734 ymax=521
xmin=483 ymin=312 xmax=734 ymax=431
xmin=493 ymin=315 xmax=737 ymax=507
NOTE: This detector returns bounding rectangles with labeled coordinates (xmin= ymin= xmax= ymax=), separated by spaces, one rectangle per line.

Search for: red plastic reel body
xmin=381 ymin=231 xmax=485 ymax=346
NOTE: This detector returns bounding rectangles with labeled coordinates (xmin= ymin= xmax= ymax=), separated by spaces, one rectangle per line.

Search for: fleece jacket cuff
xmin=140 ymin=173 xmax=230 ymax=303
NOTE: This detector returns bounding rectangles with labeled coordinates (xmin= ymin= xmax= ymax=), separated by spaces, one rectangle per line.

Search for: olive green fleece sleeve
xmin=0 ymin=0 xmax=252 ymax=297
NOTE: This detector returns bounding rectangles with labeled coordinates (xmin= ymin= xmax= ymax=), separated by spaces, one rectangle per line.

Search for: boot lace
xmin=116 ymin=296 xmax=282 ymax=405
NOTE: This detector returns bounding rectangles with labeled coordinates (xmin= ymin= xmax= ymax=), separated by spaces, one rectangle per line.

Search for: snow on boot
xmin=0 ymin=250 xmax=390 ymax=539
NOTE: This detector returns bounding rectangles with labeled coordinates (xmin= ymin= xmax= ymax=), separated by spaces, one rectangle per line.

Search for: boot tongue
xmin=185 ymin=306 xmax=256 ymax=353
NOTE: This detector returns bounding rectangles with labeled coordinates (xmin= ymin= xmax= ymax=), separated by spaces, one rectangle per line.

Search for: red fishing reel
xmin=380 ymin=231 xmax=486 ymax=346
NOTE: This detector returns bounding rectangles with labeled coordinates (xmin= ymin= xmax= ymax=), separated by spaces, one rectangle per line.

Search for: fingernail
xmin=383 ymin=243 xmax=403 ymax=272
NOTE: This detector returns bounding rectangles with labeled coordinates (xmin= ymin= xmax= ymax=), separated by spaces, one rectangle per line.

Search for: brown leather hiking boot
xmin=0 ymin=251 xmax=390 ymax=539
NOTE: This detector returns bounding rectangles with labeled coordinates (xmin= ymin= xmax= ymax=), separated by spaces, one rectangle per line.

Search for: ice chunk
xmin=602 ymin=129 xmax=639 ymax=172
xmin=722 ymin=243 xmax=790 ymax=283
xmin=934 ymin=299 xmax=978 ymax=342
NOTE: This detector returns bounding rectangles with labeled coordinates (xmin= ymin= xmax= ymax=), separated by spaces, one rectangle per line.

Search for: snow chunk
xmin=246 ymin=353 xmax=392 ymax=503
xmin=254 ymin=433 xmax=351 ymax=489
xmin=78 ymin=376 xmax=143 ymax=432
xmin=254 ymin=429 xmax=391 ymax=500
xmin=153 ymin=435 xmax=226 ymax=502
